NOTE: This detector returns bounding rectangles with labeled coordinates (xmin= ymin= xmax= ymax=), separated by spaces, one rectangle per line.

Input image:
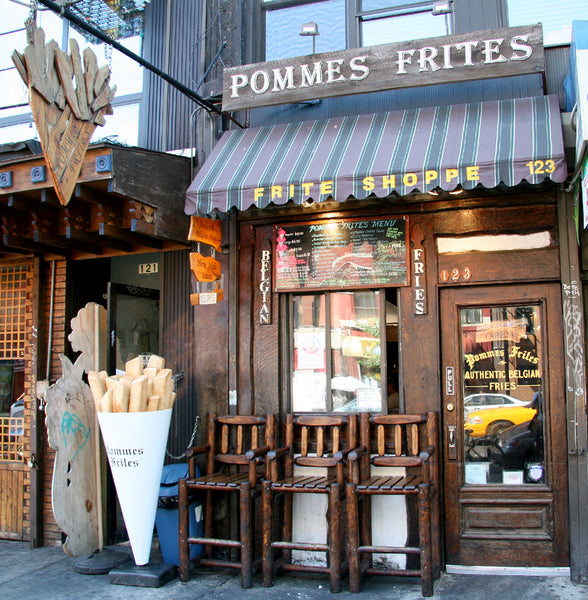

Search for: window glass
xmin=462 ymin=305 xmax=545 ymax=486
xmin=291 ymin=290 xmax=383 ymax=413
xmin=0 ymin=3 xmax=142 ymax=146
xmin=362 ymin=10 xmax=449 ymax=46
xmin=265 ymin=0 xmax=346 ymax=61
xmin=508 ymin=0 xmax=588 ymax=44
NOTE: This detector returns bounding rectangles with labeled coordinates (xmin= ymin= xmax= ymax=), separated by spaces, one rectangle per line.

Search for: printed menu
xmin=274 ymin=217 xmax=408 ymax=291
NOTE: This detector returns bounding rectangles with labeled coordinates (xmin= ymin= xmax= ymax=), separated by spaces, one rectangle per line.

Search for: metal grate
xmin=0 ymin=265 xmax=28 ymax=360
xmin=68 ymin=0 xmax=149 ymax=42
xmin=0 ymin=417 xmax=24 ymax=462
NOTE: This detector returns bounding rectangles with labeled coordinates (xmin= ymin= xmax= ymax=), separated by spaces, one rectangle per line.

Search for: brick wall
xmin=39 ymin=260 xmax=69 ymax=546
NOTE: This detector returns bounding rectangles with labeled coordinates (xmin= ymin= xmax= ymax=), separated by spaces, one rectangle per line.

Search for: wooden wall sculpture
xmin=11 ymin=24 xmax=116 ymax=206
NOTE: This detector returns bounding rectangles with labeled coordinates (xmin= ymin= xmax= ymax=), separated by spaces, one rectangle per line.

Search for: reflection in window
xmin=291 ymin=291 xmax=384 ymax=413
xmin=264 ymin=0 xmax=346 ymax=61
xmin=508 ymin=0 xmax=588 ymax=44
xmin=360 ymin=2 xmax=451 ymax=46
xmin=461 ymin=305 xmax=545 ymax=486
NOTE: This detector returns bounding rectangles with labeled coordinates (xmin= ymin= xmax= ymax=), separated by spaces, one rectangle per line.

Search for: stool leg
xmin=418 ymin=483 xmax=433 ymax=597
xmin=262 ymin=480 xmax=274 ymax=587
xmin=346 ymin=483 xmax=361 ymax=593
xmin=328 ymin=483 xmax=342 ymax=594
xmin=178 ymin=479 xmax=190 ymax=582
xmin=240 ymin=481 xmax=252 ymax=589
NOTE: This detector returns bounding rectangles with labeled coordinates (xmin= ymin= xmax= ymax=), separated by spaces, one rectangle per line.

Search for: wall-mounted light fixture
xmin=432 ymin=1 xmax=452 ymax=15
xmin=300 ymin=22 xmax=319 ymax=54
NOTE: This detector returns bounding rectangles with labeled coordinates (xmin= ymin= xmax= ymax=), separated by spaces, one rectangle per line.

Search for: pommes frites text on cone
xmin=88 ymin=354 xmax=176 ymax=413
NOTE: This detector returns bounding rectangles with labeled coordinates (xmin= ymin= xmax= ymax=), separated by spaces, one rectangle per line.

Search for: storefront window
xmin=461 ymin=305 xmax=545 ymax=485
xmin=291 ymin=290 xmax=385 ymax=413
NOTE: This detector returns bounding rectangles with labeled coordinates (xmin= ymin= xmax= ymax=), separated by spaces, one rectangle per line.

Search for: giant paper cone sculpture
xmin=98 ymin=409 xmax=172 ymax=565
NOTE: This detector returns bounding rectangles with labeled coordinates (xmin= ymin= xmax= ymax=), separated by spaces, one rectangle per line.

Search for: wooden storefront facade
xmin=183 ymin=12 xmax=588 ymax=582
xmin=1 ymin=0 xmax=587 ymax=586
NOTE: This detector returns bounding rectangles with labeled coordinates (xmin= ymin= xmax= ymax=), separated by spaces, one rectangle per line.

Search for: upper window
xmin=359 ymin=0 xmax=451 ymax=46
xmin=507 ymin=0 xmax=588 ymax=45
xmin=262 ymin=0 xmax=452 ymax=61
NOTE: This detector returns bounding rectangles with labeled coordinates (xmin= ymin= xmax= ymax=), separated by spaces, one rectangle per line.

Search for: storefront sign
xmin=274 ymin=217 xmax=408 ymax=291
xmin=223 ymin=25 xmax=543 ymax=111
xmin=258 ymin=247 xmax=272 ymax=325
xmin=188 ymin=216 xmax=222 ymax=252
xmin=412 ymin=246 xmax=427 ymax=315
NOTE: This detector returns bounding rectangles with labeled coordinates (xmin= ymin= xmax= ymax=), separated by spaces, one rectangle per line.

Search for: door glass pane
xmin=108 ymin=284 xmax=160 ymax=374
xmin=461 ymin=305 xmax=545 ymax=485
xmin=292 ymin=294 xmax=327 ymax=412
xmin=332 ymin=291 xmax=382 ymax=412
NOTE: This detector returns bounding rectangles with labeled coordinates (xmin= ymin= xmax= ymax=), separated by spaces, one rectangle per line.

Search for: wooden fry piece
xmin=125 ymin=356 xmax=143 ymax=377
xmin=105 ymin=376 xmax=120 ymax=391
xmin=87 ymin=371 xmax=105 ymax=410
xmin=147 ymin=395 xmax=160 ymax=412
xmin=113 ymin=380 xmax=130 ymax=413
xmin=143 ymin=367 xmax=158 ymax=380
xmin=153 ymin=368 xmax=173 ymax=409
xmin=147 ymin=355 xmax=165 ymax=370
xmin=101 ymin=389 xmax=113 ymax=412
xmin=129 ymin=375 xmax=148 ymax=412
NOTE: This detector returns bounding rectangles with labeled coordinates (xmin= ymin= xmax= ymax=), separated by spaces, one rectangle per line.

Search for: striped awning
xmin=185 ymin=95 xmax=567 ymax=215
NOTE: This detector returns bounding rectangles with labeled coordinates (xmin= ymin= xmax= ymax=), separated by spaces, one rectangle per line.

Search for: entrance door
xmin=440 ymin=283 xmax=568 ymax=567
xmin=107 ymin=283 xmax=160 ymax=374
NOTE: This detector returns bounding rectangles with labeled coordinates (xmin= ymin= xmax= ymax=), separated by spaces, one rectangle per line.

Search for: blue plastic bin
xmin=155 ymin=463 xmax=203 ymax=566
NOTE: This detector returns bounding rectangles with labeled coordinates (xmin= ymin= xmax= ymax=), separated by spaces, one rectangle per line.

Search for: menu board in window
xmin=274 ymin=217 xmax=408 ymax=291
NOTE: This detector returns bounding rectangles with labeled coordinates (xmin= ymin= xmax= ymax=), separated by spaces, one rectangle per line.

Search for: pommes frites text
xmin=88 ymin=355 xmax=176 ymax=413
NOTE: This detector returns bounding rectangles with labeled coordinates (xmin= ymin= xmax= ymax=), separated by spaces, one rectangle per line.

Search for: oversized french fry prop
xmin=87 ymin=355 xmax=176 ymax=414
xmin=90 ymin=353 xmax=175 ymax=566
xmin=129 ymin=376 xmax=148 ymax=413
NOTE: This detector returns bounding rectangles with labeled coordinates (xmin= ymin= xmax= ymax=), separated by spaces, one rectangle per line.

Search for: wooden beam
xmin=7 ymin=194 xmax=58 ymax=220
xmin=74 ymin=183 xmax=119 ymax=208
xmin=99 ymin=223 xmax=164 ymax=249
xmin=2 ymin=233 xmax=70 ymax=257
xmin=34 ymin=230 xmax=101 ymax=255
xmin=66 ymin=226 xmax=130 ymax=252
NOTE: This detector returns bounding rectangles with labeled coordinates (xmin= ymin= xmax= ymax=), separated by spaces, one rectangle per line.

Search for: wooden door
xmin=106 ymin=283 xmax=160 ymax=374
xmin=440 ymin=283 xmax=568 ymax=567
xmin=0 ymin=414 xmax=26 ymax=540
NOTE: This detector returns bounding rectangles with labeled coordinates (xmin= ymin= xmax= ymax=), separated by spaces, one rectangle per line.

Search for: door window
xmin=461 ymin=305 xmax=545 ymax=485
xmin=290 ymin=290 xmax=385 ymax=412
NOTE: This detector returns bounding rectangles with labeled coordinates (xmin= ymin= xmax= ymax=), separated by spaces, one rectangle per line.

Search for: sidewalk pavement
xmin=0 ymin=540 xmax=586 ymax=600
